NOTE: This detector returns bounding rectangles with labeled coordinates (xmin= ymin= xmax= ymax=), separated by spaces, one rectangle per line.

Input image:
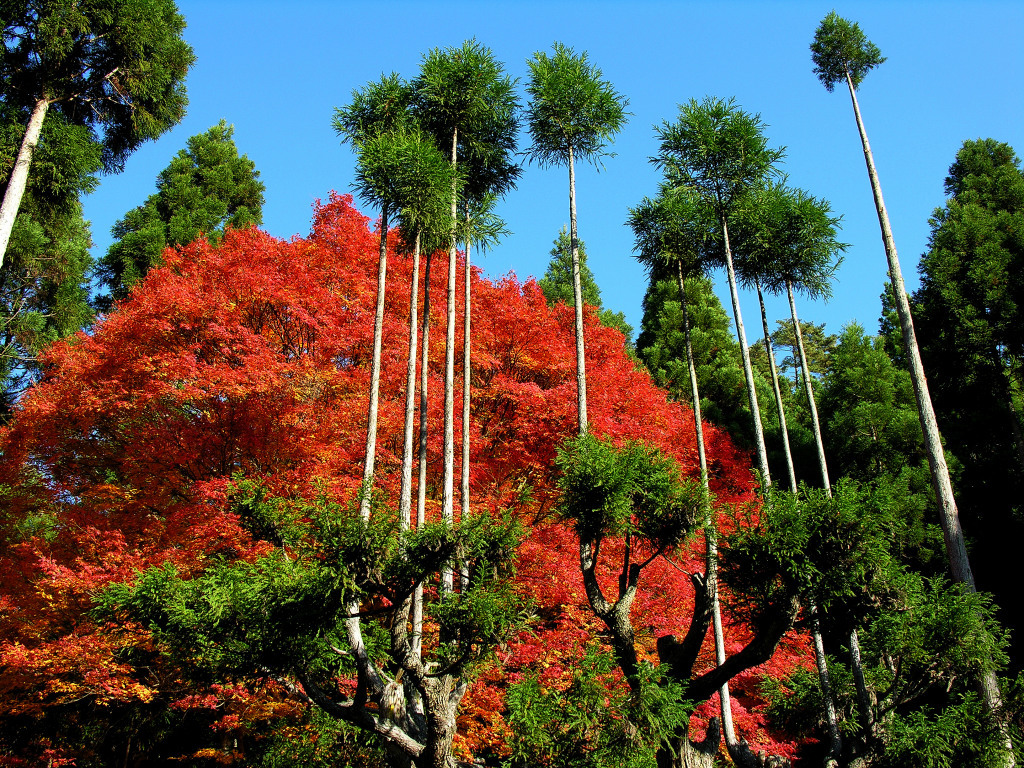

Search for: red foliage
xmin=0 ymin=193 xmax=808 ymax=763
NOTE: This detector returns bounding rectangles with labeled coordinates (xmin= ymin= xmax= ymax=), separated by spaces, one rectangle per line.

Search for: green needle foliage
xmin=524 ymin=42 xmax=628 ymax=169
xmin=505 ymin=643 xmax=689 ymax=768
xmin=98 ymin=121 xmax=265 ymax=307
xmin=810 ymin=11 xmax=887 ymax=92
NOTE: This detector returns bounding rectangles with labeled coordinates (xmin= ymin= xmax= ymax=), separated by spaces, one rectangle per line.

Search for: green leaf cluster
xmin=524 ymin=42 xmax=628 ymax=169
xmin=98 ymin=120 xmax=265 ymax=306
xmin=505 ymin=643 xmax=689 ymax=768
xmin=810 ymin=11 xmax=886 ymax=92
xmin=555 ymin=432 xmax=703 ymax=554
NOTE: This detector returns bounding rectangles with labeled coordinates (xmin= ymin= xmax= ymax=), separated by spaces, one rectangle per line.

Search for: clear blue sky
xmin=82 ymin=0 xmax=1024 ymax=344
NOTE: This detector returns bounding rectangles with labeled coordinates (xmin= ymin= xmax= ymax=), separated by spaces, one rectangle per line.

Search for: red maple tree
xmin=0 ymin=194 xmax=807 ymax=765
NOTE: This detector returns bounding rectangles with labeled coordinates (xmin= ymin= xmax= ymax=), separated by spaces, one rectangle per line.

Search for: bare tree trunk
xmin=399 ymin=232 xmax=422 ymax=529
xmin=414 ymin=251 xmax=433 ymax=660
xmin=359 ymin=202 xmax=390 ymax=521
xmin=568 ymin=144 xmax=587 ymax=436
xmin=461 ymin=220 xmax=471 ymax=521
xmin=845 ymin=69 xmax=1011 ymax=760
xmin=757 ymin=280 xmax=797 ymax=491
xmin=721 ymin=217 xmax=771 ymax=484
xmin=0 ymin=98 xmax=49 ymax=269
xmin=788 ymin=281 xmax=873 ymax=747
xmin=676 ymin=264 xmax=736 ymax=753
xmin=787 ymin=282 xmax=829 ymax=493
xmin=810 ymin=604 xmax=842 ymax=767
xmin=442 ymin=129 xmax=458 ymax=594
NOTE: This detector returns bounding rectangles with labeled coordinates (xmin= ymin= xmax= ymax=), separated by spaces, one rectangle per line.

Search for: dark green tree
xmin=539 ymin=227 xmax=633 ymax=344
xmin=0 ymin=104 xmax=99 ymax=413
xmin=913 ymin=138 xmax=1024 ymax=670
xmin=525 ymin=42 xmax=628 ymax=436
xmin=98 ymin=120 xmax=264 ymax=306
xmin=0 ymin=0 xmax=195 ymax=267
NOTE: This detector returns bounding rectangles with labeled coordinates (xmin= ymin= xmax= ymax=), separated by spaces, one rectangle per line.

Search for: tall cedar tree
xmin=628 ymin=189 xmax=748 ymax=762
xmin=525 ymin=42 xmax=628 ymax=436
xmin=653 ymin=96 xmax=784 ymax=484
xmin=413 ymin=41 xmax=519 ymax=590
xmin=98 ymin=121 xmax=265 ymax=307
xmin=811 ymin=15 xmax=1013 ymax=755
xmin=0 ymin=0 xmax=194 ymax=267
xmin=334 ymin=73 xmax=416 ymax=522
xmin=0 ymin=103 xmax=99 ymax=413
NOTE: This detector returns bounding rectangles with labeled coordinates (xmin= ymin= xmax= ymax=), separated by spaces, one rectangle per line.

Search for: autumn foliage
xmin=0 ymin=195 xmax=806 ymax=764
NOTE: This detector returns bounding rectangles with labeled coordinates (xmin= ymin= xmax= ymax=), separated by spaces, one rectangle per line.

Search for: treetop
xmin=810 ymin=11 xmax=886 ymax=92
xmin=524 ymin=41 xmax=629 ymax=168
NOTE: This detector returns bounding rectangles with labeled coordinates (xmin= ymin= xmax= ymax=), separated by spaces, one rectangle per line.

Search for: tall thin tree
xmin=334 ymin=74 xmax=415 ymax=522
xmin=414 ymin=40 xmax=518 ymax=592
xmin=811 ymin=16 xmax=1013 ymax=759
xmin=525 ymin=42 xmax=628 ymax=436
xmin=653 ymin=97 xmax=783 ymax=485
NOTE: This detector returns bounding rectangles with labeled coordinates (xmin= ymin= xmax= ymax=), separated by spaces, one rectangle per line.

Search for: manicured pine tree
xmin=0 ymin=0 xmax=194 ymax=268
xmin=333 ymin=74 xmax=415 ymax=522
xmin=811 ymin=16 xmax=1012 ymax=757
xmin=414 ymin=40 xmax=518 ymax=594
xmin=525 ymin=42 xmax=628 ymax=436
xmin=653 ymin=96 xmax=783 ymax=485
xmin=98 ymin=121 xmax=265 ymax=306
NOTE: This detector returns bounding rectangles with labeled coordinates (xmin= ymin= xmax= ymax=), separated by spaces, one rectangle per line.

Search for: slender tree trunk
xmin=568 ymin=145 xmax=588 ymax=436
xmin=359 ymin=202 xmax=390 ymax=521
xmin=757 ymin=280 xmax=797 ymax=492
xmin=399 ymin=232 xmax=423 ymax=529
xmin=414 ymin=251 xmax=433 ymax=661
xmin=810 ymin=604 xmax=842 ymax=767
xmin=461 ymin=220 xmax=471 ymax=524
xmin=0 ymin=98 xmax=49 ymax=269
xmin=787 ymin=282 xmax=829 ymax=493
xmin=676 ymin=264 xmax=738 ymax=752
xmin=845 ymin=70 xmax=1011 ymax=759
xmin=442 ymin=129 xmax=458 ymax=594
xmin=721 ymin=217 xmax=771 ymax=484
xmin=788 ymin=281 xmax=873 ymax=746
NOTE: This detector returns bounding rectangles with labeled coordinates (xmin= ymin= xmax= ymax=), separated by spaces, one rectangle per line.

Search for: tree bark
xmin=757 ymin=279 xmax=797 ymax=492
xmin=676 ymin=264 xmax=737 ymax=753
xmin=414 ymin=251 xmax=433 ymax=660
xmin=568 ymin=144 xmax=588 ymax=436
xmin=787 ymin=282 xmax=829 ymax=493
xmin=844 ymin=69 xmax=1011 ymax=760
xmin=461 ymin=220 xmax=471 ymax=523
xmin=359 ymin=202 xmax=390 ymax=521
xmin=721 ymin=216 xmax=771 ymax=484
xmin=0 ymin=98 xmax=49 ymax=269
xmin=442 ymin=128 xmax=458 ymax=594
xmin=399 ymin=231 xmax=422 ymax=530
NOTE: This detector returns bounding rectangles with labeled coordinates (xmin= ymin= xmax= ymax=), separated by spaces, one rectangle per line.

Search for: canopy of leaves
xmin=0 ymin=195 xmax=784 ymax=764
xmin=1 ymin=0 xmax=195 ymax=171
xmin=810 ymin=11 xmax=886 ymax=92
xmin=652 ymin=96 xmax=784 ymax=220
xmin=97 ymin=121 xmax=265 ymax=306
xmin=524 ymin=42 xmax=628 ymax=168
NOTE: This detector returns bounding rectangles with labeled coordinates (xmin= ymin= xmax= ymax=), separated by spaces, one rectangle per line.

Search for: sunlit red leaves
xmin=0 ymin=193 xmax=805 ymax=761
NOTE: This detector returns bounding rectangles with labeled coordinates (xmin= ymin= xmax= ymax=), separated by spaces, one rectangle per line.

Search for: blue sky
xmin=82 ymin=0 xmax=1024 ymax=344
